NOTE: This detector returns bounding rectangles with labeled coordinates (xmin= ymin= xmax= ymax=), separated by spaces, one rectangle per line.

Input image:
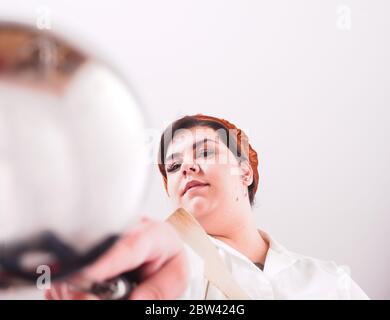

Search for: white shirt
xmin=180 ymin=230 xmax=369 ymax=300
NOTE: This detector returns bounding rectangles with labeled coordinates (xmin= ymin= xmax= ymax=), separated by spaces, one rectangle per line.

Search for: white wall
xmin=1 ymin=0 xmax=389 ymax=299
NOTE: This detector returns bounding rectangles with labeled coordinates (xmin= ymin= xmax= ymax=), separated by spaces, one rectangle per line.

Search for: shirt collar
xmin=208 ymin=229 xmax=298 ymax=278
xmin=259 ymin=229 xmax=298 ymax=278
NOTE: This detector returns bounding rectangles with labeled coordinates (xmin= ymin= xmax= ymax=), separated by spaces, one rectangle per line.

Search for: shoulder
xmin=256 ymin=230 xmax=369 ymax=299
xmin=263 ymin=236 xmax=370 ymax=300
xmin=259 ymin=229 xmax=349 ymax=276
xmin=286 ymin=249 xmax=347 ymax=276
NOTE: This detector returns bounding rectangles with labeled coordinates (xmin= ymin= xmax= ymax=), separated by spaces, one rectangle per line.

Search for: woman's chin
xmin=183 ymin=196 xmax=212 ymax=218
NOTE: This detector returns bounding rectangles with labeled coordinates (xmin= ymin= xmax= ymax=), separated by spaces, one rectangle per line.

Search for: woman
xmin=47 ymin=114 xmax=369 ymax=300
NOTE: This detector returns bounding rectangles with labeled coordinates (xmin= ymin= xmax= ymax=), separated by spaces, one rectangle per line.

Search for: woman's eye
xmin=166 ymin=163 xmax=181 ymax=173
xmin=197 ymin=149 xmax=214 ymax=158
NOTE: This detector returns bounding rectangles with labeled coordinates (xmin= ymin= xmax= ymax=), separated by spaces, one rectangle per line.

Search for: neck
xmin=211 ymin=212 xmax=269 ymax=265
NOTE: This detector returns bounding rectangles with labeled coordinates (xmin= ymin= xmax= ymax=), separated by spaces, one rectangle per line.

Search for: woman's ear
xmin=239 ymin=160 xmax=253 ymax=187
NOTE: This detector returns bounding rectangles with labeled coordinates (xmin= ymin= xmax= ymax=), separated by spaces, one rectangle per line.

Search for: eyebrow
xmin=165 ymin=138 xmax=218 ymax=163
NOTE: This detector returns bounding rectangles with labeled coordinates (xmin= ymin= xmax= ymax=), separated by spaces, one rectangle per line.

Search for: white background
xmin=0 ymin=0 xmax=389 ymax=299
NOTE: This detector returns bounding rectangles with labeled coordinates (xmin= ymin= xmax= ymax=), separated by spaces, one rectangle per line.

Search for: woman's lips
xmin=182 ymin=181 xmax=210 ymax=196
xmin=184 ymin=184 xmax=209 ymax=195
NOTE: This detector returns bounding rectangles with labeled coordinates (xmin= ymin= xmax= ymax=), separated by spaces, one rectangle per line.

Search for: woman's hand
xmin=45 ymin=218 xmax=189 ymax=300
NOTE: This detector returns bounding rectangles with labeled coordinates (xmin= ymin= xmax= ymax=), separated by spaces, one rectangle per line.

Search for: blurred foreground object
xmin=0 ymin=22 xmax=149 ymax=288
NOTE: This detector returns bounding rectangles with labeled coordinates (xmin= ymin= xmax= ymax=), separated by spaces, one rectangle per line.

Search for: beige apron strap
xmin=166 ymin=208 xmax=250 ymax=300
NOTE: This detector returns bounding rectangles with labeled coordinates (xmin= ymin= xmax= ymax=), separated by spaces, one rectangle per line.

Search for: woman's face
xmin=164 ymin=126 xmax=253 ymax=227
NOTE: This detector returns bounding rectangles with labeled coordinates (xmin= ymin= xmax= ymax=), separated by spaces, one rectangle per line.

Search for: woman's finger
xmin=82 ymin=221 xmax=183 ymax=283
xmin=129 ymin=250 xmax=189 ymax=300
xmin=45 ymin=282 xmax=99 ymax=300
xmin=44 ymin=219 xmax=189 ymax=300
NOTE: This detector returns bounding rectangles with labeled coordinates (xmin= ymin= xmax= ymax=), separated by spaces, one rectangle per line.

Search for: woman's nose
xmin=180 ymin=160 xmax=200 ymax=176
